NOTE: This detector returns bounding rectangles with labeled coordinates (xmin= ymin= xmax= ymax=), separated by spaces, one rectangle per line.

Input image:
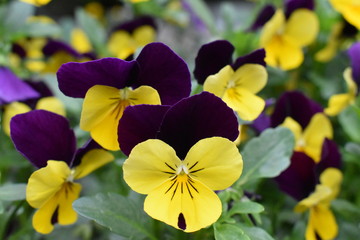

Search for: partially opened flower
xmin=294 ymin=168 xmax=342 ymax=240
xmin=260 ymin=0 xmax=318 ymax=70
xmin=281 ymin=113 xmax=333 ymax=163
xmin=107 ymin=17 xmax=156 ymax=59
xmin=119 ymin=92 xmax=243 ymax=232
xmin=57 ymin=42 xmax=191 ymax=150
xmin=2 ymin=81 xmax=65 ymax=136
xmin=10 ymin=110 xmax=113 ymax=234
xmin=194 ymin=40 xmax=268 ymax=121
xmin=329 ymin=0 xmax=360 ymax=29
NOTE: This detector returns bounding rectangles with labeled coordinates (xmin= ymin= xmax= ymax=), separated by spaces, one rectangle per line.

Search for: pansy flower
xmin=57 ymin=42 xmax=191 ymax=150
xmin=10 ymin=110 xmax=114 ymax=234
xmin=194 ymin=40 xmax=268 ymax=121
xmin=259 ymin=0 xmax=318 ymax=70
xmin=325 ymin=42 xmax=360 ymax=116
xmin=329 ymin=0 xmax=360 ymax=29
xmin=0 ymin=66 xmax=39 ymax=106
xmin=2 ymin=80 xmax=65 ymax=136
xmin=107 ymin=16 xmax=156 ymax=60
xmin=118 ymin=92 xmax=243 ymax=232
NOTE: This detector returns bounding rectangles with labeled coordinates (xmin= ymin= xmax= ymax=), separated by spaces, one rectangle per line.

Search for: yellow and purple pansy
xmin=57 ymin=42 xmax=191 ymax=151
xmin=118 ymin=92 xmax=243 ymax=232
xmin=10 ymin=110 xmax=113 ymax=234
xmin=194 ymin=40 xmax=268 ymax=121
xmin=259 ymin=0 xmax=318 ymax=70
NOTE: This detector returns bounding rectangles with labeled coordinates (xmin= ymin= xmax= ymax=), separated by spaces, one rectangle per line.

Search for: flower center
xmin=176 ymin=164 xmax=189 ymax=175
xmin=66 ymin=169 xmax=76 ymax=182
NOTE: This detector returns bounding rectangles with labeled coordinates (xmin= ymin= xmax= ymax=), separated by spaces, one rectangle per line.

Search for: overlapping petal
xmin=10 ymin=110 xmax=76 ymax=168
xmin=2 ymin=102 xmax=31 ymax=136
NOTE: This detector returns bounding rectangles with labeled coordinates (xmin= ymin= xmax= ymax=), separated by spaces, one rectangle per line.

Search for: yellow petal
xmin=57 ymin=182 xmax=82 ymax=225
xmin=204 ymin=65 xmax=233 ymax=98
xmin=324 ymin=93 xmax=352 ymax=116
xmin=319 ymin=168 xmax=342 ymax=201
xmin=32 ymin=193 xmax=59 ymax=234
xmin=284 ymin=9 xmax=319 ymax=47
xmin=123 ymin=139 xmax=182 ymax=194
xmin=74 ymin=149 xmax=114 ymax=179
xmin=303 ymin=113 xmax=333 ymax=163
xmin=144 ymin=175 xmax=222 ymax=232
xmin=71 ymin=28 xmax=92 ymax=54
xmin=107 ymin=31 xmax=136 ymax=59
xmin=281 ymin=117 xmax=303 ymax=144
xmin=80 ymin=85 xmax=160 ymax=150
xmin=133 ymin=25 xmax=156 ymax=47
xmin=27 ymin=160 xmax=70 ymax=208
xmin=344 ymin=67 xmax=358 ymax=98
xmin=223 ymin=87 xmax=265 ymax=121
xmin=311 ymin=205 xmax=338 ymax=239
xmin=232 ymin=64 xmax=267 ymax=94
xmin=305 ymin=211 xmax=317 ymax=240
xmin=294 ymin=185 xmax=331 ymax=213
xmin=260 ymin=10 xmax=286 ymax=47
xmin=36 ymin=96 xmax=66 ymax=117
xmin=20 ymin=0 xmax=52 ymax=6
xmin=329 ymin=0 xmax=360 ymax=29
xmin=183 ymin=137 xmax=243 ymax=190
xmin=2 ymin=102 xmax=31 ymax=136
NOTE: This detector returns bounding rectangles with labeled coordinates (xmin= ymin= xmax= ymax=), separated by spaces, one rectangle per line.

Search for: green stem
xmin=0 ymin=200 xmax=25 ymax=239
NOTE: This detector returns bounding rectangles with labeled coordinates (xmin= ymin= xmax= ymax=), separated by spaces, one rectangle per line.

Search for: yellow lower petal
xmin=204 ymin=65 xmax=233 ymax=98
xmin=294 ymin=185 xmax=331 ymax=213
xmin=183 ymin=137 xmax=243 ymax=190
xmin=133 ymin=25 xmax=156 ymax=47
xmin=144 ymin=175 xmax=222 ymax=232
xmin=324 ymin=93 xmax=352 ymax=116
xmin=57 ymin=182 xmax=82 ymax=225
xmin=123 ymin=139 xmax=182 ymax=194
xmin=74 ymin=149 xmax=114 ymax=179
xmin=36 ymin=96 xmax=66 ymax=117
xmin=107 ymin=31 xmax=136 ymax=59
xmin=311 ymin=205 xmax=338 ymax=239
xmin=2 ymin=102 xmax=31 ymax=136
xmin=27 ymin=160 xmax=70 ymax=208
xmin=71 ymin=28 xmax=92 ymax=54
xmin=232 ymin=64 xmax=267 ymax=94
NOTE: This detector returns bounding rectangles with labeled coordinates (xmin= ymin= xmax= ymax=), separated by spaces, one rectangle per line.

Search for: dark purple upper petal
xmin=11 ymin=43 xmax=26 ymax=58
xmin=275 ymin=152 xmax=316 ymax=201
xmin=112 ymin=16 xmax=157 ymax=33
xmin=133 ymin=42 xmax=191 ymax=105
xmin=157 ymin=92 xmax=239 ymax=159
xmin=0 ymin=67 xmax=39 ymax=105
xmin=10 ymin=110 xmax=76 ymax=168
xmin=285 ymin=0 xmax=314 ymax=18
xmin=43 ymin=39 xmax=81 ymax=58
xmin=317 ymin=138 xmax=342 ymax=174
xmin=248 ymin=5 xmax=276 ymax=31
xmin=348 ymin=42 xmax=360 ymax=87
xmin=271 ymin=91 xmax=323 ymax=129
xmin=232 ymin=48 xmax=266 ymax=70
xmin=57 ymin=58 xmax=139 ymax=98
xmin=118 ymin=105 xmax=171 ymax=156
xmin=193 ymin=40 xmax=234 ymax=85
xmin=251 ymin=113 xmax=271 ymax=134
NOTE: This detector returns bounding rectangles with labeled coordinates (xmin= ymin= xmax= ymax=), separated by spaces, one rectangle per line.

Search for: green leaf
xmin=332 ymin=199 xmax=360 ymax=222
xmin=73 ymin=193 xmax=156 ymax=240
xmin=2 ymin=1 xmax=34 ymax=36
xmin=228 ymin=201 xmax=264 ymax=216
xmin=182 ymin=0 xmax=216 ymax=34
xmin=23 ymin=21 xmax=62 ymax=37
xmin=214 ymin=223 xmax=250 ymax=240
xmin=239 ymin=225 xmax=275 ymax=240
xmin=0 ymin=183 xmax=26 ymax=201
xmin=237 ymin=127 xmax=294 ymax=185
xmin=339 ymin=106 xmax=360 ymax=142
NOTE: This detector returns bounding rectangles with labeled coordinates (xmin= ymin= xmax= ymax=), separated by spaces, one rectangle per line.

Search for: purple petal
xmin=133 ymin=42 xmax=191 ymax=105
xmin=71 ymin=138 xmax=102 ymax=167
xmin=43 ymin=39 xmax=81 ymax=58
xmin=57 ymin=58 xmax=139 ymax=98
xmin=157 ymin=92 xmax=239 ymax=159
xmin=193 ymin=40 xmax=234 ymax=85
xmin=285 ymin=0 xmax=314 ymax=18
xmin=348 ymin=42 xmax=360 ymax=87
xmin=248 ymin=5 xmax=276 ymax=31
xmin=275 ymin=152 xmax=316 ymax=201
xmin=317 ymin=138 xmax=342 ymax=173
xmin=181 ymin=0 xmax=207 ymax=32
xmin=118 ymin=105 xmax=171 ymax=156
xmin=251 ymin=113 xmax=271 ymax=134
xmin=11 ymin=43 xmax=26 ymax=58
xmin=0 ymin=67 xmax=39 ymax=105
xmin=10 ymin=110 xmax=76 ymax=168
xmin=112 ymin=16 xmax=157 ymax=33
xmin=271 ymin=91 xmax=323 ymax=129
xmin=232 ymin=48 xmax=266 ymax=70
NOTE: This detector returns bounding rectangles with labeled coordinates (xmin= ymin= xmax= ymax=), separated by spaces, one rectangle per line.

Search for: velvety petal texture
xmin=118 ymin=92 xmax=239 ymax=158
xmin=193 ymin=40 xmax=234 ymax=84
xmin=10 ymin=110 xmax=76 ymax=168
xmin=123 ymin=137 xmax=242 ymax=232
xmin=0 ymin=67 xmax=39 ymax=105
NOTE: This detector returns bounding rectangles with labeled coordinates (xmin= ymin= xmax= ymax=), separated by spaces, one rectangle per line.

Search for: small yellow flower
xmin=260 ymin=9 xmax=319 ymax=70
xmin=281 ymin=113 xmax=333 ymax=162
xmin=294 ymin=168 xmax=342 ymax=240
